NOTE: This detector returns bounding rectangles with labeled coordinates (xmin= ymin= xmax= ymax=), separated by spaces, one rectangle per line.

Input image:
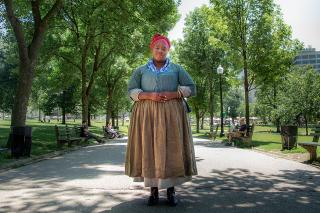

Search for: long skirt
xmin=125 ymin=99 xmax=197 ymax=189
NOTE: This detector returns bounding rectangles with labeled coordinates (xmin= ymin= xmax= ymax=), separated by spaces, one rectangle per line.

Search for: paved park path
xmin=1 ymin=137 xmax=320 ymax=212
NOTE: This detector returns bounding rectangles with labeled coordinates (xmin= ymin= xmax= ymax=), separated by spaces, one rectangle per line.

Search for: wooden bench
xmin=73 ymin=126 xmax=83 ymax=137
xmin=232 ymin=124 xmax=255 ymax=146
xmin=298 ymin=125 xmax=320 ymax=162
xmin=55 ymin=125 xmax=82 ymax=148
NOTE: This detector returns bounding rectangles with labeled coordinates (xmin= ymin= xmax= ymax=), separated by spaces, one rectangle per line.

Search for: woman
xmin=125 ymin=33 xmax=197 ymax=206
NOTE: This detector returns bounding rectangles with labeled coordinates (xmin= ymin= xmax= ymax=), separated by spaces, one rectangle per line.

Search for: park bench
xmin=298 ymin=124 xmax=320 ymax=162
xmin=55 ymin=125 xmax=82 ymax=148
xmin=73 ymin=125 xmax=83 ymax=137
xmin=232 ymin=124 xmax=255 ymax=146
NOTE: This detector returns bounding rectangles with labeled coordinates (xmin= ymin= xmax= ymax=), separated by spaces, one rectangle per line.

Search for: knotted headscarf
xmin=149 ymin=33 xmax=171 ymax=49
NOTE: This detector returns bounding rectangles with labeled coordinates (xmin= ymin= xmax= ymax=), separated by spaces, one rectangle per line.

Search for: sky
xmin=168 ymin=0 xmax=320 ymax=50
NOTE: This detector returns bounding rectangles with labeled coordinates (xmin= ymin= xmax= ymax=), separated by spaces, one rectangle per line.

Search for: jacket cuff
xmin=178 ymin=86 xmax=191 ymax=98
xmin=129 ymin=88 xmax=143 ymax=101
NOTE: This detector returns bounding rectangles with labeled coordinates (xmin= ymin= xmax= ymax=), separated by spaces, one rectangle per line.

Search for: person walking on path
xmin=125 ymin=33 xmax=197 ymax=206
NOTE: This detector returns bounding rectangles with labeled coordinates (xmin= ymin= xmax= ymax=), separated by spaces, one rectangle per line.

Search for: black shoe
xmin=167 ymin=187 xmax=178 ymax=206
xmin=147 ymin=187 xmax=159 ymax=206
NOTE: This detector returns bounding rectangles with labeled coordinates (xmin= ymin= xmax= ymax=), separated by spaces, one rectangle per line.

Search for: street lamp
xmin=217 ymin=65 xmax=224 ymax=137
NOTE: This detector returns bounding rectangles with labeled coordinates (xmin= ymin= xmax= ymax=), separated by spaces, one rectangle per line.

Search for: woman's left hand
xmin=159 ymin=92 xmax=179 ymax=101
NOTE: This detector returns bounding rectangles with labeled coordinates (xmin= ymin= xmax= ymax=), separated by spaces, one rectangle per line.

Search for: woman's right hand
xmin=138 ymin=92 xmax=168 ymax=102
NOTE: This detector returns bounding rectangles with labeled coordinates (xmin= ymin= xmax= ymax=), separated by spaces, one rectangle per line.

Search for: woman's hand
xmin=159 ymin=92 xmax=179 ymax=100
xmin=138 ymin=92 xmax=167 ymax=102
xmin=138 ymin=92 xmax=179 ymax=102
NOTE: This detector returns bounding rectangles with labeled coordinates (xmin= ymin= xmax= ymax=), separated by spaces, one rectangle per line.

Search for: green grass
xmin=250 ymin=125 xmax=317 ymax=154
xmin=0 ymin=119 xmax=128 ymax=165
xmin=191 ymin=124 xmax=319 ymax=156
xmin=0 ymin=119 xmax=318 ymax=166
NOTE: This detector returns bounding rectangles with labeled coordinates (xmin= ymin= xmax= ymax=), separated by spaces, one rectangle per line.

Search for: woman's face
xmin=152 ymin=41 xmax=169 ymax=62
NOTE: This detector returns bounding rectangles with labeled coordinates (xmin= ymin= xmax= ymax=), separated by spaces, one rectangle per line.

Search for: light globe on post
xmin=217 ymin=65 xmax=224 ymax=75
xmin=217 ymin=65 xmax=224 ymax=137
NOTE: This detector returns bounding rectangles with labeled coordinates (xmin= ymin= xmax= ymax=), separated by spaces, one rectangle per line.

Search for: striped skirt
xmin=125 ymin=99 xmax=197 ymax=189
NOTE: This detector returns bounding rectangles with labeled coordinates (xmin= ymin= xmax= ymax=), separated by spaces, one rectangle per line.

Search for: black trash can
xmin=280 ymin=125 xmax=298 ymax=150
xmin=10 ymin=126 xmax=32 ymax=158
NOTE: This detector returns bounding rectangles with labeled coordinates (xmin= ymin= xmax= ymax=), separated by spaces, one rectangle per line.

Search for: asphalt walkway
xmin=0 ymin=137 xmax=319 ymax=212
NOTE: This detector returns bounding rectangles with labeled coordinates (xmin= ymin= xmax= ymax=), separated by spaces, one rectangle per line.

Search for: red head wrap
xmin=149 ymin=33 xmax=171 ymax=49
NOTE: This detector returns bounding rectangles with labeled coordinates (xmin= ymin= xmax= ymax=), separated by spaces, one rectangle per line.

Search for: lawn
xmin=0 ymin=119 xmax=318 ymax=166
xmin=190 ymin=123 xmax=319 ymax=155
xmin=250 ymin=125 xmax=315 ymax=153
xmin=0 ymin=119 xmax=125 ymax=165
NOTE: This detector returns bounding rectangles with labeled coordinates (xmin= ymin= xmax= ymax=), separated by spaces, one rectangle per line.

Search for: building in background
xmin=294 ymin=46 xmax=320 ymax=72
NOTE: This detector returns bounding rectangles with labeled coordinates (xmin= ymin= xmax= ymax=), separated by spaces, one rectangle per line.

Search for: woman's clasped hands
xmin=139 ymin=92 xmax=179 ymax=102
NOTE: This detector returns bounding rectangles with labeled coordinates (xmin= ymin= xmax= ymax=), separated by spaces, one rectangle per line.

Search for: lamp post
xmin=217 ymin=65 xmax=224 ymax=137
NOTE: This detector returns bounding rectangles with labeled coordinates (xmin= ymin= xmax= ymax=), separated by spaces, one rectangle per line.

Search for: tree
xmin=51 ymin=0 xmax=179 ymax=124
xmin=275 ymin=67 xmax=320 ymax=135
xmin=1 ymin=0 xmax=63 ymax=127
xmin=253 ymin=6 xmax=302 ymax=132
xmin=224 ymin=87 xmax=242 ymax=122
xmin=211 ymin=0 xmax=275 ymax=126
xmin=173 ymin=6 xmax=226 ymax=133
xmin=0 ymin=36 xmax=17 ymax=115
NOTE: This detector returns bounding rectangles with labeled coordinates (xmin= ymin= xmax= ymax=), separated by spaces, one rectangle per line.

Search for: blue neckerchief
xmin=147 ymin=58 xmax=170 ymax=73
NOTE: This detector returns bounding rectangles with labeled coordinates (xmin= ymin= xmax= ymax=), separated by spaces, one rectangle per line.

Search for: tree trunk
xmin=122 ymin=113 xmax=125 ymax=126
xmin=242 ymin=50 xmax=250 ymax=126
xmin=112 ymin=115 xmax=115 ymax=127
xmin=304 ymin=114 xmax=308 ymax=136
xmin=105 ymin=113 xmax=110 ymax=126
xmin=276 ymin=118 xmax=280 ymax=133
xmin=11 ymin=63 xmax=34 ymax=127
xmin=62 ymin=107 xmax=66 ymax=124
xmin=116 ymin=116 xmax=118 ymax=127
xmin=201 ymin=115 xmax=204 ymax=130
xmin=116 ymin=104 xmax=119 ymax=127
xmin=105 ymin=88 xmax=113 ymax=126
xmin=195 ymin=110 xmax=200 ymax=133
xmin=273 ymin=83 xmax=280 ymax=133
xmin=88 ymin=106 xmax=91 ymax=127
xmin=82 ymin=92 xmax=89 ymax=124
xmin=4 ymin=0 xmax=63 ymax=127
xmin=38 ymin=105 xmax=41 ymax=121
xmin=62 ymin=90 xmax=66 ymax=124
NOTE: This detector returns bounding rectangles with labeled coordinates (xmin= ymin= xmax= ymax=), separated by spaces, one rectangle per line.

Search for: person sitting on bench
xmin=227 ymin=117 xmax=247 ymax=144
xmin=104 ymin=123 xmax=120 ymax=139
